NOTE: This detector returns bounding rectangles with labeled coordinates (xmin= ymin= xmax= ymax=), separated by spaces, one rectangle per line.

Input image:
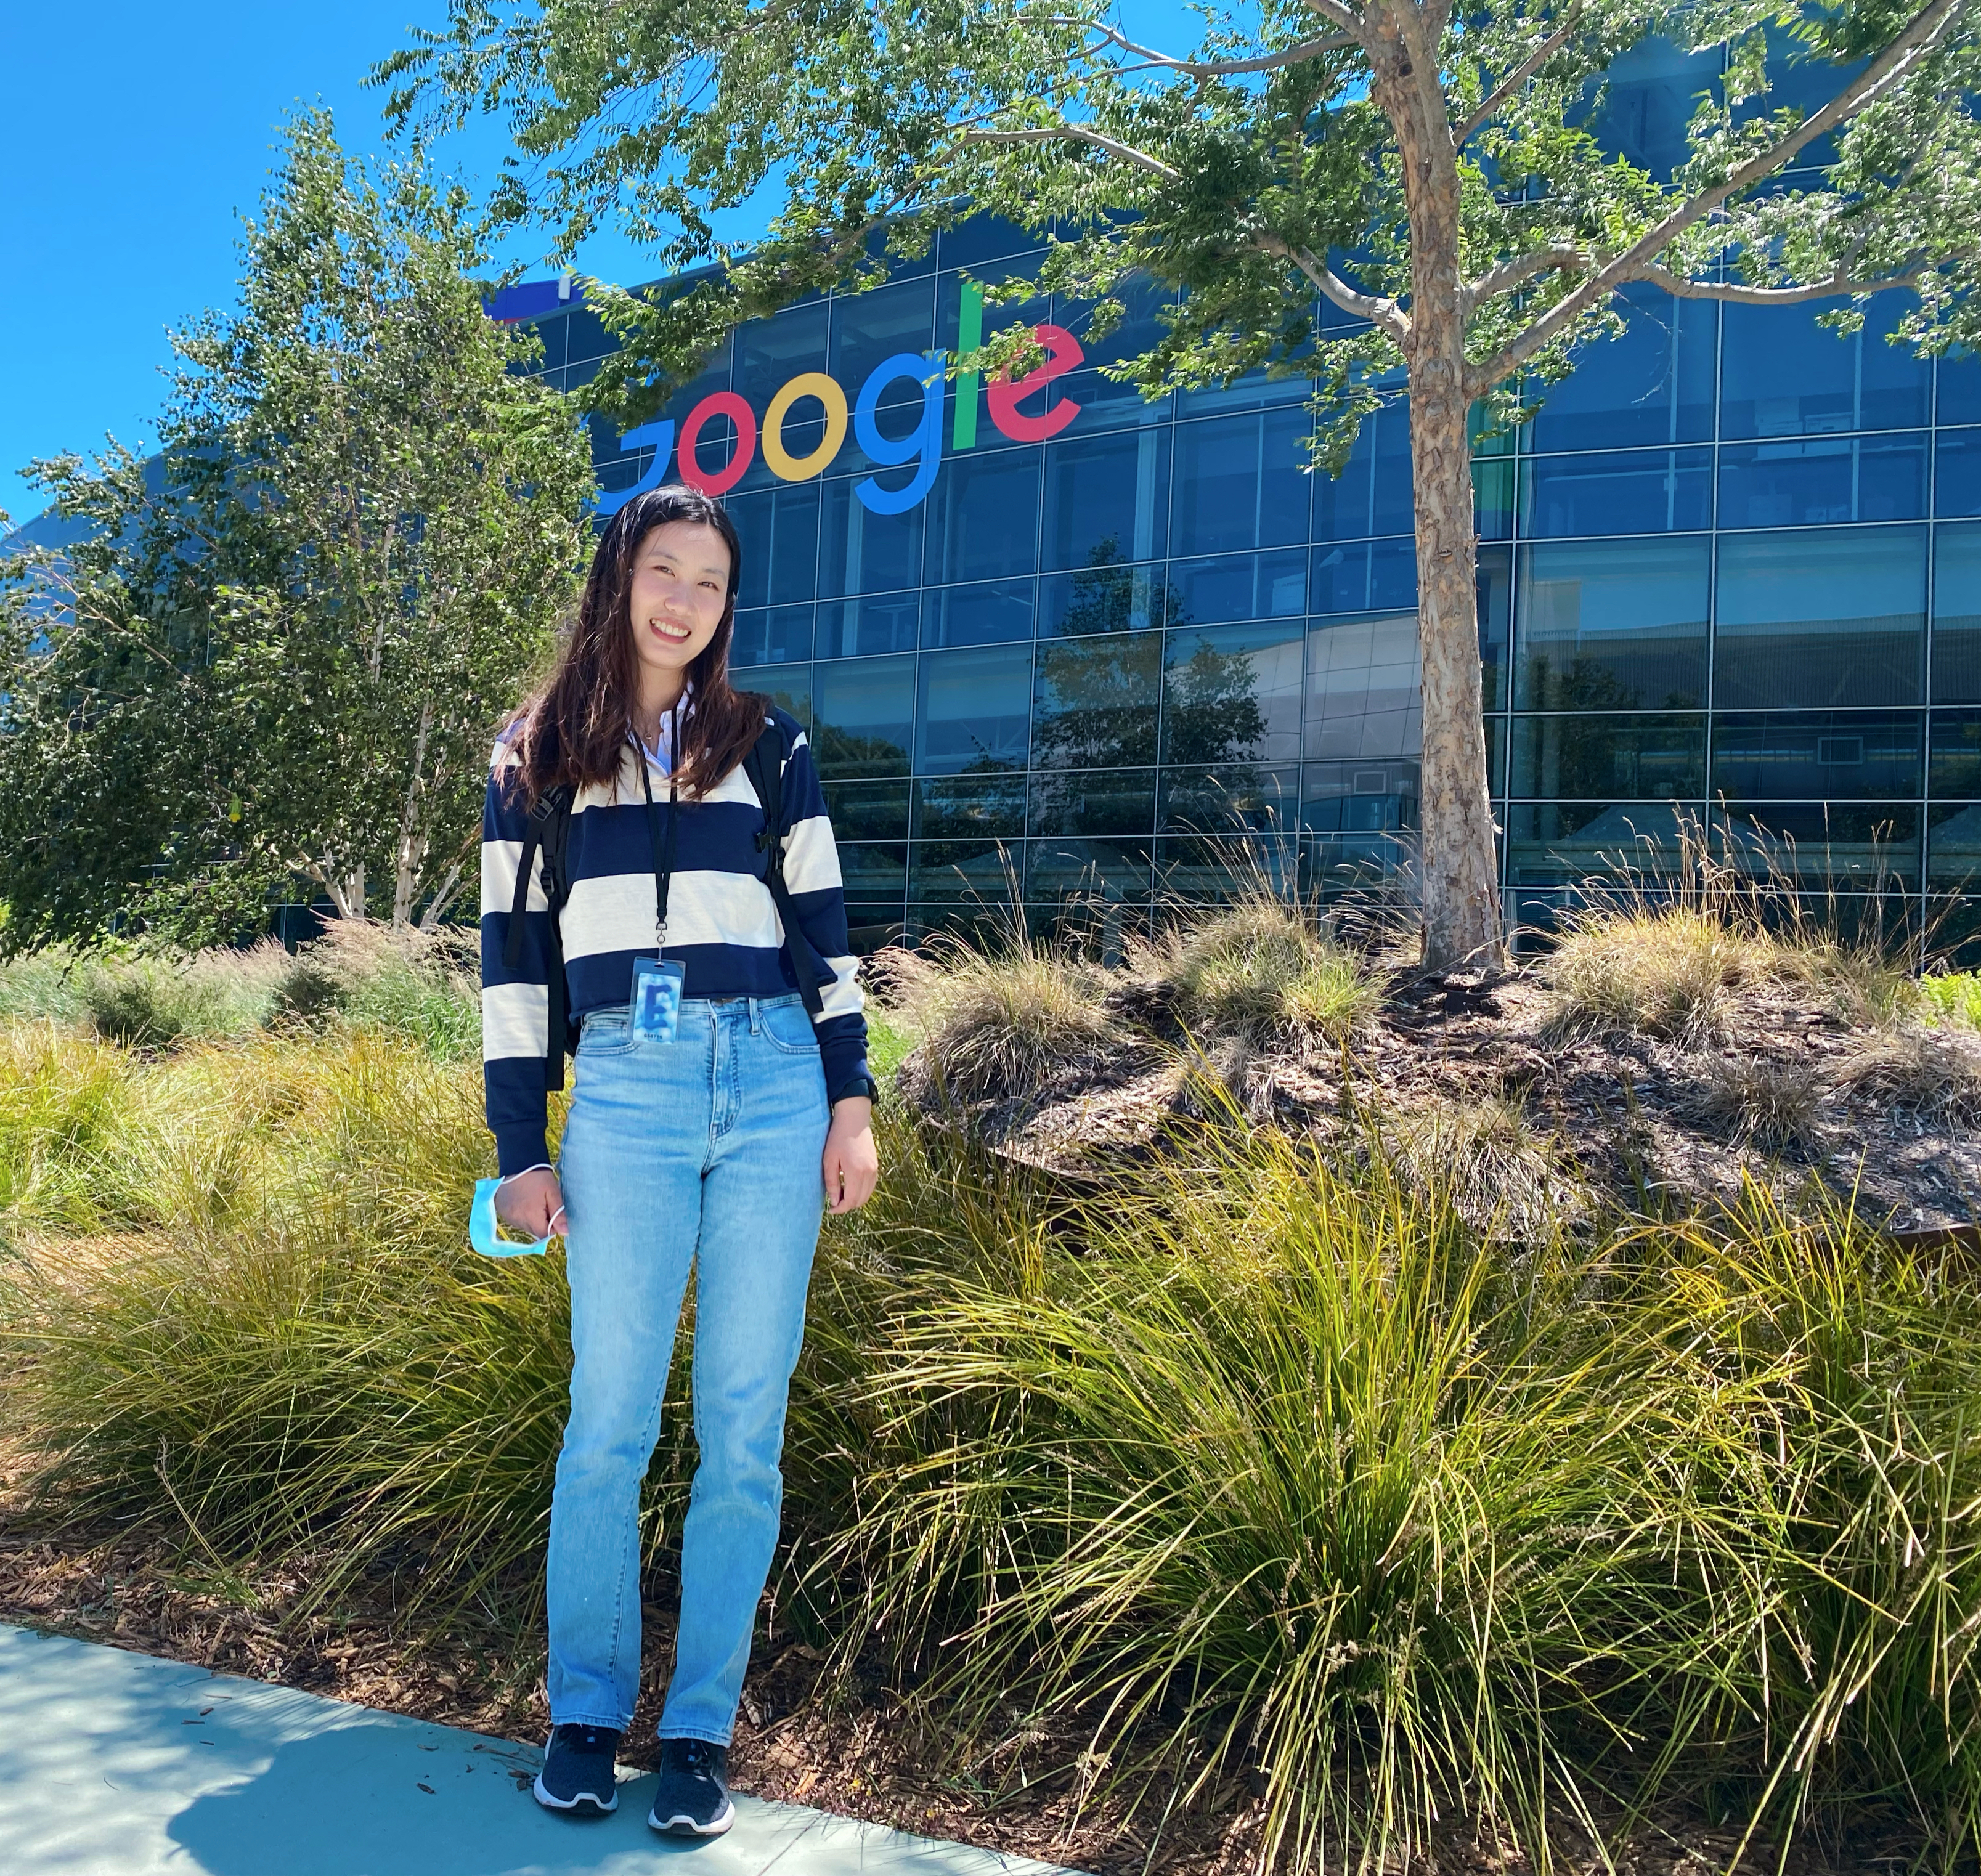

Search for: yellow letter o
xmin=761 ymin=372 xmax=848 ymax=481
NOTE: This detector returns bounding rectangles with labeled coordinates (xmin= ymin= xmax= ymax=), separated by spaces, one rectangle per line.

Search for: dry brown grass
xmin=1542 ymin=909 xmax=1780 ymax=1045
xmin=1380 ymin=1095 xmax=1593 ymax=1238
xmin=1833 ymin=1028 xmax=1981 ymax=1123
xmin=1685 ymin=1053 xmax=1824 ymax=1151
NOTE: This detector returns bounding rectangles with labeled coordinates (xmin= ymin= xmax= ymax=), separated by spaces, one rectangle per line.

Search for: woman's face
xmin=625 ymin=519 xmax=733 ymax=694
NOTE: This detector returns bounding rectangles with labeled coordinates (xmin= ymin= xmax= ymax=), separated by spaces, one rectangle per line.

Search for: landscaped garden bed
xmin=1 ymin=904 xmax=1977 ymax=1875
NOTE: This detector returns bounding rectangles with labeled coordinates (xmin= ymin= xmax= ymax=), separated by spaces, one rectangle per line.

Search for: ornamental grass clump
xmin=1157 ymin=894 xmax=1385 ymax=1046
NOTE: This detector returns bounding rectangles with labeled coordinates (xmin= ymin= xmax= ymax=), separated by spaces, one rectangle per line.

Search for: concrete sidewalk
xmin=0 ymin=1623 xmax=1080 ymax=1876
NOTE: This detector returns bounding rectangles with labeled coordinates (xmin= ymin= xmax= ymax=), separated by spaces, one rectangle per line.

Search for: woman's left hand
xmin=822 ymin=1097 xmax=879 ymax=1214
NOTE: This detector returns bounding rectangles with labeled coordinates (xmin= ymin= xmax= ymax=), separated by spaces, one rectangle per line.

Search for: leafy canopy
xmin=0 ymin=111 xmax=595 ymax=950
xmin=380 ymin=0 xmax=1981 ymax=459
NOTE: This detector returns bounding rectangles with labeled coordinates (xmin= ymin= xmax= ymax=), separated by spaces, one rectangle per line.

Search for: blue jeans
xmin=547 ymin=993 xmax=829 ymax=1742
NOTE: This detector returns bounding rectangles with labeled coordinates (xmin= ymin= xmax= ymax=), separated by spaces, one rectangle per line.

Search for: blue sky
xmin=2 ymin=1 xmax=1200 ymax=519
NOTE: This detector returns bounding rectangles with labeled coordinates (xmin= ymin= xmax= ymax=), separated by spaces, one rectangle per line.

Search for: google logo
xmin=597 ymin=285 xmax=1086 ymax=518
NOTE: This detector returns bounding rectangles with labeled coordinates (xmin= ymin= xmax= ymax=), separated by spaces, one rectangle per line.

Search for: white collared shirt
xmin=632 ymin=686 xmax=694 ymax=778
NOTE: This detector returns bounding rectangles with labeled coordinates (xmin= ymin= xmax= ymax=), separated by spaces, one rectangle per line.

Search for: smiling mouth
xmin=648 ymin=620 xmax=693 ymax=644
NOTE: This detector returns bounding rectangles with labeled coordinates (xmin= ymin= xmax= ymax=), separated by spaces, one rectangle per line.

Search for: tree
xmin=384 ymin=0 xmax=1981 ymax=967
xmin=0 ymin=111 xmax=593 ymax=949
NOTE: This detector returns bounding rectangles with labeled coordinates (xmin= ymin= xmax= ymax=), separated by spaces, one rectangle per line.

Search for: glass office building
xmin=492 ymin=51 xmax=1980 ymax=948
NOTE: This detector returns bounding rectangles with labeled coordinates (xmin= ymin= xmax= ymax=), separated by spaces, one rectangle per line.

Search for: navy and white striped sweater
xmin=479 ymin=706 xmax=869 ymax=1175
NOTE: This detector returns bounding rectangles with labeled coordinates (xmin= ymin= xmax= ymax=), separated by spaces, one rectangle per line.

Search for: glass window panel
xmin=1310 ymin=539 xmax=1418 ymax=616
xmin=1301 ymin=828 xmax=1417 ymax=895
xmin=1510 ymin=713 xmax=1707 ymax=799
xmin=1527 ymin=284 xmax=1718 ymax=449
xmin=1934 ymin=522 xmax=1981 ymax=702
xmin=1929 ymin=802 xmax=1981 ymax=887
xmin=823 ymin=779 xmax=911 ymax=841
xmin=1582 ymin=35 xmax=1724 ymax=179
xmin=1301 ymin=760 xmax=1420 ymax=835
xmin=1025 ymin=837 xmax=1156 ymax=904
xmin=837 ymin=844 xmax=909 ymax=897
xmin=730 ymin=664 xmax=812 ymax=729
xmin=817 ymin=474 xmax=926 ymax=597
xmin=910 ymin=839 xmax=1016 ymax=903
xmin=1521 ymin=447 xmax=1713 ymax=537
xmin=529 ymin=310 xmax=571 ymax=374
xmin=1474 ymin=458 xmax=1515 ymax=540
xmin=937 ymin=261 xmax=1047 ymax=354
xmin=1710 ymin=710 xmax=1924 ymax=800
xmin=1929 ymin=709 xmax=1981 ymax=797
xmin=1052 ymin=274 xmax=1174 ymax=373
xmin=1940 ymin=349 xmax=1981 ymax=427
xmin=1176 ymin=362 xmax=1318 ymax=416
xmin=726 ymin=482 xmax=820 ymax=609
xmin=1478 ymin=545 xmax=1511 ymax=712
xmin=922 ymin=579 xmax=1036 ymax=648
xmin=1485 ymin=715 xmax=1508 ymax=798
xmin=922 ymin=444 xmax=1041 ymax=584
xmin=1720 ymin=296 xmax=1929 ymax=439
xmin=1031 ymin=634 xmax=1163 ymax=768
xmin=1038 ymin=557 xmax=1165 ymax=636
xmin=1508 ymin=802 xmax=1699 ymax=887
xmin=731 ymin=605 xmax=814 ymax=668
xmin=1166 ymin=548 xmax=1308 ymax=627
xmin=1516 ymin=536 xmax=1710 ymax=710
xmin=1157 ymin=833 xmax=1300 ymax=901
xmin=1043 ymin=428 xmax=1171 ymax=569
xmin=1171 ymin=408 xmax=1312 ymax=556
xmin=1714 ymin=526 xmax=1926 ymax=709
xmin=915 ymin=643 xmax=1032 ymax=774
xmin=1034 ymin=368 xmax=1173 ymax=433
xmin=1162 ymin=620 xmax=1306 ymax=766
xmin=1714 ymin=802 xmax=1921 ymax=887
xmin=1159 ymin=766 xmax=1302 ymax=836
xmin=1717 ymin=434 xmax=1927 ymax=529
xmin=813 ymin=655 xmax=914 ymax=779
xmin=1937 ymin=428 xmax=1981 ymax=519
xmin=1304 ymin=612 xmax=1422 ymax=761
xmin=561 ymin=307 xmax=618 ymax=367
xmin=1313 ymin=405 xmax=1414 ymax=542
xmin=914 ymin=773 xmax=1027 ymax=839
xmin=1028 ymin=768 xmax=1157 ymax=837
xmin=828 ymin=278 xmax=937 ymax=402
xmin=814 ymin=593 xmax=921 ymax=659
xmin=937 ymin=214 xmax=1041 ymax=270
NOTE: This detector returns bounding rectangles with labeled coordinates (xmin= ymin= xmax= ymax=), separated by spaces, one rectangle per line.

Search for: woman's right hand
xmin=497 ymin=1166 xmax=567 ymax=1241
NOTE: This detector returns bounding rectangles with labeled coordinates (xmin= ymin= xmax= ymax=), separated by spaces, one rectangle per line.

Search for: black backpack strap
xmin=503 ymin=783 xmax=577 ymax=1090
xmin=742 ymin=721 xmax=828 ymax=1018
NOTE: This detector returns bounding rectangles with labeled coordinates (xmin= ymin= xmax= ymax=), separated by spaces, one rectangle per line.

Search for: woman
xmin=480 ymin=483 xmax=879 ymax=1837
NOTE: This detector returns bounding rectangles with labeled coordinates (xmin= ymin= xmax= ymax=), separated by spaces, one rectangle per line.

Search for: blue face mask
xmin=468 ymin=1176 xmax=564 ymax=1259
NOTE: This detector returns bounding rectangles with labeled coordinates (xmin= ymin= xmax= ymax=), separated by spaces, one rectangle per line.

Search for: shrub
xmin=1834 ymin=1028 xmax=1981 ymax=1122
xmin=1686 ymin=1051 xmax=1824 ymax=1150
xmin=1155 ymin=895 xmax=1385 ymax=1046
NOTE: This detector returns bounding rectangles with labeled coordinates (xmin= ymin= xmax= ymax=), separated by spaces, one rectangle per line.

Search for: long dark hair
xmin=505 ymin=484 xmax=765 ymax=803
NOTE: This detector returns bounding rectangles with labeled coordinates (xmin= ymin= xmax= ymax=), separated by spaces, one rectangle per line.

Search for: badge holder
xmin=632 ymin=953 xmax=686 ymax=1042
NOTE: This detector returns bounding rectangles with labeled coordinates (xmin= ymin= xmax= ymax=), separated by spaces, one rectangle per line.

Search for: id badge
xmin=631 ymin=956 xmax=687 ymax=1042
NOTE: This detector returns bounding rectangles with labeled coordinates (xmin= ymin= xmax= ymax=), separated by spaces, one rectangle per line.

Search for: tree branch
xmin=1300 ymin=0 xmax=1374 ymax=43
xmin=1456 ymin=7 xmax=1584 ymax=145
xmin=1629 ymin=259 xmax=1952 ymax=303
xmin=1465 ymin=245 xmax=1589 ymax=310
xmin=959 ymin=125 xmax=1184 ymax=182
xmin=1257 ymin=232 xmax=1412 ymax=343
xmin=1049 ymin=16 xmax=1359 ymax=76
xmin=1473 ymin=0 xmax=1968 ymax=394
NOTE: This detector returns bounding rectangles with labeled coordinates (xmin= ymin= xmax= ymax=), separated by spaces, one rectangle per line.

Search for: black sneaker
xmin=648 ymin=1737 xmax=735 ymax=1836
xmin=534 ymin=1723 xmax=622 ymax=1813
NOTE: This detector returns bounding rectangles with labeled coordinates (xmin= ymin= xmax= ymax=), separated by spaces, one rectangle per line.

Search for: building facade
xmin=494 ymin=132 xmax=1981 ymax=949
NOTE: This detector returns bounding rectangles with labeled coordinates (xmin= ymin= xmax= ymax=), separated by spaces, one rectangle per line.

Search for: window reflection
xmin=730 ymin=605 xmax=814 ymax=667
xmin=1521 ymin=448 xmax=1712 ymax=537
xmin=1313 ymin=405 xmax=1415 ymax=542
xmin=1304 ymin=612 xmax=1422 ymax=761
xmin=1039 ymin=551 xmax=1167 ymax=635
xmin=922 ymin=579 xmax=1036 ymax=647
xmin=1027 ymin=768 xmax=1157 ymax=837
xmin=922 ymin=445 xmax=1041 ymax=584
xmin=818 ymin=475 xmax=925 ymax=596
xmin=1310 ymin=538 xmax=1417 ymax=615
xmin=1717 ymin=435 xmax=1927 ymax=529
xmin=1714 ymin=802 xmax=1921 ymax=887
xmin=730 ymin=665 xmax=812 ymax=729
xmin=1168 ymin=549 xmax=1307 ymax=625
xmin=727 ymin=482 xmax=820 ymax=607
xmin=1510 ymin=714 xmax=1707 ymax=800
xmin=1031 ymin=633 xmax=1162 ymax=769
xmin=1157 ymin=832 xmax=1299 ymax=900
xmin=1509 ymin=802 xmax=1699 ymax=887
xmin=1027 ymin=837 xmax=1155 ymax=905
xmin=1516 ymin=537 xmax=1710 ymax=710
xmin=1159 ymin=765 xmax=1301 ymax=835
xmin=913 ymin=774 xmax=1027 ymax=839
xmin=1162 ymin=621 xmax=1305 ymax=766
xmin=1934 ymin=522 xmax=1981 ymax=702
xmin=1527 ymin=285 xmax=1717 ymax=450
xmin=815 ymin=593 xmax=920 ymax=658
xmin=915 ymin=644 xmax=1032 ymax=774
xmin=813 ymin=656 xmax=914 ymax=779
xmin=1714 ymin=527 xmax=1925 ymax=708
xmin=1710 ymin=711 xmax=1924 ymax=800
xmin=823 ymin=780 xmax=911 ymax=841
xmin=1720 ymin=297 xmax=1929 ymax=439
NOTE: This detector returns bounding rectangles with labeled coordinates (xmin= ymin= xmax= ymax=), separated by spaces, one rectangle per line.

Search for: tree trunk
xmin=1378 ymin=18 xmax=1506 ymax=970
